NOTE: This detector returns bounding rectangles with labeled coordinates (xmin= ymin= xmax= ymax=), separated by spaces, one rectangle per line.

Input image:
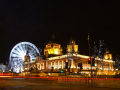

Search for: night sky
xmin=0 ymin=0 xmax=120 ymax=63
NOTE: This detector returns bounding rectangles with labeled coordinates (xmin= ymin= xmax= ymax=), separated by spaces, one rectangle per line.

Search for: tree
xmin=98 ymin=40 xmax=105 ymax=59
xmin=92 ymin=40 xmax=105 ymax=59
xmin=114 ymin=55 xmax=120 ymax=69
xmin=93 ymin=41 xmax=98 ymax=57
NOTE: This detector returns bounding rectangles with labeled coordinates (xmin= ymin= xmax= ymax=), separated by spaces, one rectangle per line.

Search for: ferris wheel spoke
xmin=25 ymin=44 xmax=28 ymax=51
xmin=32 ymin=53 xmax=37 ymax=57
xmin=18 ymin=45 xmax=25 ymax=54
xmin=12 ymin=50 xmax=22 ymax=57
xmin=25 ymin=44 xmax=28 ymax=52
xmin=21 ymin=44 xmax=26 ymax=54
xmin=31 ymin=48 xmax=36 ymax=54
xmin=29 ymin=49 xmax=36 ymax=56
xmin=17 ymin=46 xmax=22 ymax=52
xmin=22 ymin=44 xmax=26 ymax=53
xmin=17 ymin=46 xmax=24 ymax=54
xmin=12 ymin=52 xmax=19 ymax=56
xmin=25 ymin=45 xmax=29 ymax=53
xmin=14 ymin=48 xmax=21 ymax=55
xmin=13 ymin=50 xmax=20 ymax=55
xmin=11 ymin=57 xmax=23 ymax=60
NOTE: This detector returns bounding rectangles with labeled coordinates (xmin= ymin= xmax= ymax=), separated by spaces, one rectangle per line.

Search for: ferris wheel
xmin=9 ymin=42 xmax=40 ymax=73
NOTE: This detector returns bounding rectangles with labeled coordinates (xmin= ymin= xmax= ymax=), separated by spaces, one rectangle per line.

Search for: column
xmin=71 ymin=59 xmax=75 ymax=68
xmin=58 ymin=61 xmax=59 ymax=69
xmin=62 ymin=60 xmax=64 ymax=69
xmin=46 ymin=61 xmax=48 ymax=70
xmin=43 ymin=62 xmax=44 ymax=69
xmin=40 ymin=64 xmax=41 ymax=70
xmin=44 ymin=61 xmax=46 ymax=70
xmin=51 ymin=62 xmax=52 ymax=69
xmin=54 ymin=61 xmax=56 ymax=69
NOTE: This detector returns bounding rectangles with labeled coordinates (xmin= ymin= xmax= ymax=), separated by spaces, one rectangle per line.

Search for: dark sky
xmin=0 ymin=0 xmax=120 ymax=63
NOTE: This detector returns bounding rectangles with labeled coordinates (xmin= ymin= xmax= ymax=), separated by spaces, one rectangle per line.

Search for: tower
xmin=24 ymin=51 xmax=30 ymax=62
xmin=67 ymin=40 xmax=78 ymax=69
xmin=24 ymin=51 xmax=30 ymax=71
xmin=67 ymin=40 xmax=78 ymax=54
xmin=104 ymin=50 xmax=112 ymax=60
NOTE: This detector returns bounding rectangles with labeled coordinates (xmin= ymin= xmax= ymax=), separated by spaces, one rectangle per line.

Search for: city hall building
xmin=34 ymin=40 xmax=114 ymax=76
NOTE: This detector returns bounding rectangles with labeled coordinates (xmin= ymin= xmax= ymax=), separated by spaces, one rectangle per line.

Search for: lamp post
xmin=88 ymin=35 xmax=93 ymax=77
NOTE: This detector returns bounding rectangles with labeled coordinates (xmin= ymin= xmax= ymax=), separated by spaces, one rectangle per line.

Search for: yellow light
xmin=47 ymin=54 xmax=90 ymax=60
xmin=54 ymin=49 xmax=59 ymax=54
xmin=44 ymin=43 xmax=62 ymax=56
xmin=74 ymin=45 xmax=78 ymax=53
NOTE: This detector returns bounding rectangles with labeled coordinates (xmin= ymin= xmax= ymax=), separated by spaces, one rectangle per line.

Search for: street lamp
xmin=88 ymin=34 xmax=93 ymax=77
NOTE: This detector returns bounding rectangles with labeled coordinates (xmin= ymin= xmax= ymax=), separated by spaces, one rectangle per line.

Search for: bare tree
xmin=92 ymin=41 xmax=98 ymax=57
xmin=98 ymin=40 xmax=105 ymax=59
xmin=92 ymin=40 xmax=105 ymax=59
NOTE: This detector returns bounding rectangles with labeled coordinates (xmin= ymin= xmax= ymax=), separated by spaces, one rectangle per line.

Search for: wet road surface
xmin=0 ymin=78 xmax=120 ymax=90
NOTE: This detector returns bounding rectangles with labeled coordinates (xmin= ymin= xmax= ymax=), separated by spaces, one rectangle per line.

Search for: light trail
xmin=0 ymin=74 xmax=120 ymax=81
xmin=0 ymin=73 xmax=13 ymax=76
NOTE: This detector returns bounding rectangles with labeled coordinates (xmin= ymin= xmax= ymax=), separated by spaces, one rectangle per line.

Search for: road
xmin=0 ymin=78 xmax=120 ymax=90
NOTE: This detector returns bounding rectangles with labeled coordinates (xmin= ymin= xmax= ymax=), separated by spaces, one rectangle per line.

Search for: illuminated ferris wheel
xmin=9 ymin=42 xmax=40 ymax=73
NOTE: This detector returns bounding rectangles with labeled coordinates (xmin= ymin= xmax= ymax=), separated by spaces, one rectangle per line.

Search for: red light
xmin=1 ymin=73 xmax=120 ymax=81
xmin=88 ymin=58 xmax=91 ymax=61
xmin=0 ymin=73 xmax=13 ymax=76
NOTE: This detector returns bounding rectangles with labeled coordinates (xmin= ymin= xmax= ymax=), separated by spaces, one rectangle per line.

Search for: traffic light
xmin=78 ymin=63 xmax=82 ymax=69
xmin=60 ymin=70 xmax=64 ymax=73
xmin=92 ymin=58 xmax=95 ymax=66
xmin=88 ymin=58 xmax=91 ymax=64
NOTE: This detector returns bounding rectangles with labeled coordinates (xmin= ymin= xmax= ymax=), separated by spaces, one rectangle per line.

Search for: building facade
xmin=44 ymin=43 xmax=62 ymax=58
xmin=33 ymin=41 xmax=115 ymax=76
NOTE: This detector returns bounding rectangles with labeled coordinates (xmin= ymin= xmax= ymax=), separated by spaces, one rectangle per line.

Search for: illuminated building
xmin=42 ymin=41 xmax=115 ymax=76
xmin=104 ymin=50 xmax=112 ymax=60
xmin=24 ymin=51 xmax=30 ymax=62
xmin=44 ymin=43 xmax=62 ymax=58
xmin=23 ymin=51 xmax=31 ymax=71
xmin=67 ymin=40 xmax=78 ymax=54
xmin=36 ymin=55 xmax=45 ymax=70
xmin=44 ymin=54 xmax=114 ymax=76
xmin=9 ymin=41 xmax=115 ymax=76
